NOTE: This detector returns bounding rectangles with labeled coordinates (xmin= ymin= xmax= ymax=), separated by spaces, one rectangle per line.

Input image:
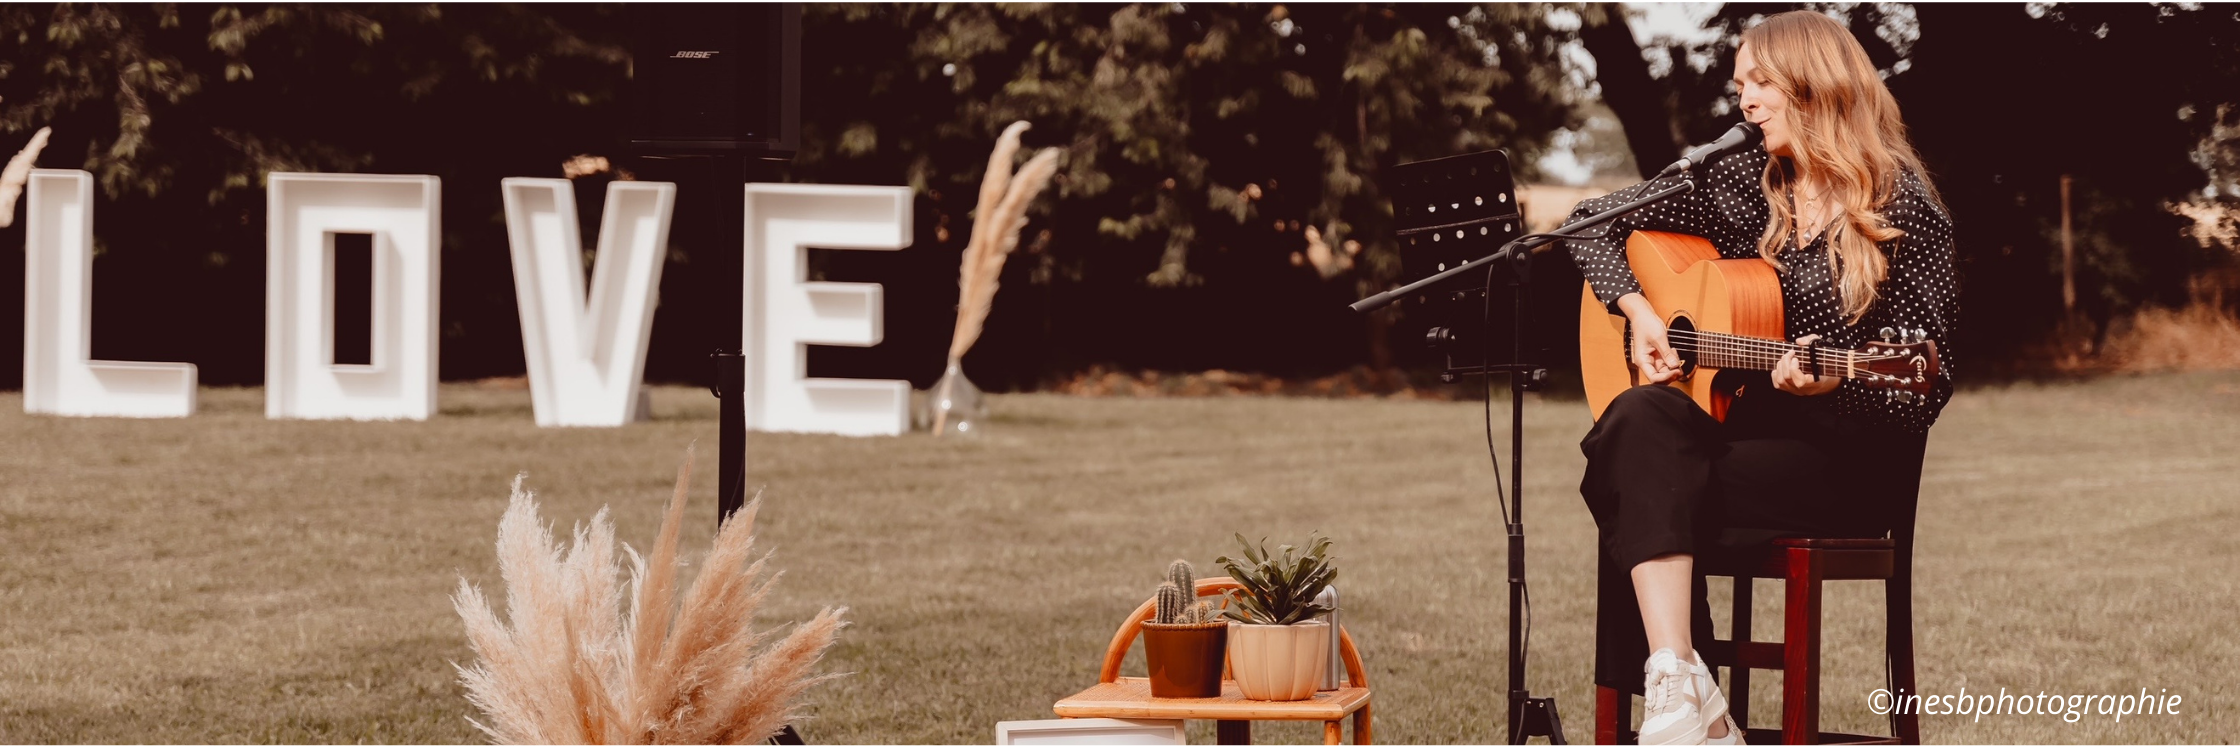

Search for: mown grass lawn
xmin=2 ymin=372 xmax=2235 ymax=744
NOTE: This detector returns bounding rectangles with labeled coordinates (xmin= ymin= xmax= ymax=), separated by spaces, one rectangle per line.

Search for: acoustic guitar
xmin=1578 ymin=231 xmax=1940 ymax=422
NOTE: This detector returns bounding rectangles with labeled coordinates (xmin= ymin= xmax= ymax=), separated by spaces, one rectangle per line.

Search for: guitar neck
xmin=1664 ymin=329 xmax=1861 ymax=380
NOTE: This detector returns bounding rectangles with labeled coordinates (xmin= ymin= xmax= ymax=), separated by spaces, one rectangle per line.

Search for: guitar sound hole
xmin=1666 ymin=315 xmax=1699 ymax=379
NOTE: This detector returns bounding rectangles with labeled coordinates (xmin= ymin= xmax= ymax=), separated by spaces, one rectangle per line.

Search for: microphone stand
xmin=1351 ymin=175 xmax=1697 ymax=744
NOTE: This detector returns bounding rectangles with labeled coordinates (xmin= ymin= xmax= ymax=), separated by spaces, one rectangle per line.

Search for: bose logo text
xmin=670 ymin=51 xmax=718 ymax=59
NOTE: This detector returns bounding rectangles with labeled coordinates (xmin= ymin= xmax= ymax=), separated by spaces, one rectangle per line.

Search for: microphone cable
xmin=1476 ymin=173 xmax=1664 ymax=738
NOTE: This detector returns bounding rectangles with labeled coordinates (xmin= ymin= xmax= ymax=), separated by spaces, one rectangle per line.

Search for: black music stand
xmin=1354 ymin=151 xmax=1700 ymax=744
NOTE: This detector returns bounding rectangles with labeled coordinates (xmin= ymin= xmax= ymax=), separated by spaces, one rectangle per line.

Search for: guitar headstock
xmin=1854 ymin=327 xmax=1939 ymax=403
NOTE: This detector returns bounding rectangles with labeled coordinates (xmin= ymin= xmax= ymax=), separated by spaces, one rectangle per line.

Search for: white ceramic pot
xmin=1227 ymin=620 xmax=1329 ymax=701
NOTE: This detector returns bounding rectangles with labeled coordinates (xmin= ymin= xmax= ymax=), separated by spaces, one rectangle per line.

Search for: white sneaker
xmin=1639 ymin=649 xmax=1707 ymax=745
xmin=1690 ymin=652 xmax=1744 ymax=745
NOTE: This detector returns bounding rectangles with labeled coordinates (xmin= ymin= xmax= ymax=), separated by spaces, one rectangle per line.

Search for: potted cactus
xmin=1217 ymin=532 xmax=1337 ymax=702
xmin=1140 ymin=559 xmax=1227 ymax=698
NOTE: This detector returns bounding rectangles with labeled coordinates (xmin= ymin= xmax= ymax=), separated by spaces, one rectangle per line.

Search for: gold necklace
xmin=1794 ymin=185 xmax=1829 ymax=244
xmin=1795 ymin=182 xmax=1827 ymax=210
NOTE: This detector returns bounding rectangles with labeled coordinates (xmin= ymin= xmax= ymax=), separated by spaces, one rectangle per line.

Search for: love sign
xmin=20 ymin=169 xmax=913 ymax=437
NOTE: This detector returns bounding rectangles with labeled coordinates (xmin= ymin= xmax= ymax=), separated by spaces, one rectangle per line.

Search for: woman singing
xmin=1561 ymin=11 xmax=1956 ymax=745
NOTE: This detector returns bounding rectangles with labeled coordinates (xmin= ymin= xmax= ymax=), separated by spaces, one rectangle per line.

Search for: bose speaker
xmin=627 ymin=4 xmax=801 ymax=158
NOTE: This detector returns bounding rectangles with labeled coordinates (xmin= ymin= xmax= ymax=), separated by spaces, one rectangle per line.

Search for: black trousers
xmin=1580 ymin=382 xmax=1927 ymax=693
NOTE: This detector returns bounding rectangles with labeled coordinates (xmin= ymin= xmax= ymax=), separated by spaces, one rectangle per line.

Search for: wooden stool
xmin=1054 ymin=577 xmax=1373 ymax=745
xmin=1594 ymin=537 xmax=1920 ymax=744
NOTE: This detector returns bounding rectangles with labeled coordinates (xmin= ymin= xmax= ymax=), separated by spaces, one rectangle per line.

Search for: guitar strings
xmin=1613 ymin=323 xmax=1926 ymax=371
xmin=1617 ymin=331 xmax=1928 ymax=386
xmin=1664 ymin=344 xmax=1910 ymax=370
xmin=1657 ymin=333 xmax=1849 ymax=364
xmin=1659 ymin=328 xmax=1916 ymax=363
xmin=1660 ymin=334 xmax=1910 ymax=364
xmin=1645 ymin=329 xmax=1914 ymax=379
xmin=1657 ymin=349 xmax=1909 ymax=380
xmin=1660 ymin=327 xmax=1863 ymax=356
xmin=1661 ymin=335 xmax=1901 ymax=363
xmin=1657 ymin=327 xmax=1811 ymax=354
xmin=1663 ymin=338 xmax=1810 ymax=362
xmin=1661 ymin=326 xmax=1927 ymax=355
xmin=1654 ymin=346 xmax=1911 ymax=382
xmin=1660 ymin=342 xmax=1904 ymax=379
xmin=1659 ymin=347 xmax=1881 ymax=378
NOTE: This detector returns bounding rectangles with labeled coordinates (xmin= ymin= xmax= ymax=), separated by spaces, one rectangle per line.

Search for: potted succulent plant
xmin=1217 ymin=532 xmax=1337 ymax=702
xmin=1139 ymin=559 xmax=1227 ymax=698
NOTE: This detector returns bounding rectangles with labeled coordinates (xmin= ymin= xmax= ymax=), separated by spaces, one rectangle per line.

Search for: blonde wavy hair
xmin=1742 ymin=11 xmax=1946 ymax=323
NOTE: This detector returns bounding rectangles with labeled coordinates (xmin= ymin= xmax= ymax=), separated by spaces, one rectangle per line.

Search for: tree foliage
xmin=793 ymin=4 xmax=1581 ymax=373
xmin=1592 ymin=3 xmax=2240 ymax=368
xmin=0 ymin=3 xmax=632 ymax=385
xmin=1 ymin=4 xmax=627 ymax=201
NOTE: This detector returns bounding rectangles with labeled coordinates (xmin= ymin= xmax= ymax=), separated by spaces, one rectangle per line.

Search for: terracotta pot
xmin=1142 ymin=621 xmax=1228 ymax=698
xmin=1227 ymin=620 xmax=1329 ymax=701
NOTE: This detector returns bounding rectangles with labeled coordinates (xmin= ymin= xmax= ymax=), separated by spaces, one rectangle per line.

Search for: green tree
xmin=795 ymin=3 xmax=1582 ymax=372
xmin=0 ymin=3 xmax=632 ymax=385
xmin=1 ymin=4 xmax=627 ymax=202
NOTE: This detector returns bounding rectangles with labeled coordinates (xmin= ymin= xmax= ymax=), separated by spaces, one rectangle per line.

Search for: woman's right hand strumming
xmin=1616 ymin=292 xmax=1685 ymax=384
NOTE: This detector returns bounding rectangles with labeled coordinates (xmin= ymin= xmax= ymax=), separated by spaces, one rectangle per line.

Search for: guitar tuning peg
xmin=1880 ymin=327 xmax=1897 ymax=342
xmin=1912 ymin=328 xmax=1929 ymax=343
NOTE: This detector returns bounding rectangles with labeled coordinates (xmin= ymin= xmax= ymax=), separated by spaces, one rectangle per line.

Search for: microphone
xmin=1655 ymin=121 xmax=1763 ymax=178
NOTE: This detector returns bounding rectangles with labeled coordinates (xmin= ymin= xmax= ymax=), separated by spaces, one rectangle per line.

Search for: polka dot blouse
xmin=1561 ymin=149 xmax=1957 ymax=434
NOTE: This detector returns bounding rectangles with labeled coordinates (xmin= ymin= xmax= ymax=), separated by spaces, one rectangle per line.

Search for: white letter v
xmin=501 ymin=178 xmax=674 ymax=427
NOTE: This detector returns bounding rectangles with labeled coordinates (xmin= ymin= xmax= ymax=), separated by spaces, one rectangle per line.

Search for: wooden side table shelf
xmin=1052 ymin=577 xmax=1373 ymax=745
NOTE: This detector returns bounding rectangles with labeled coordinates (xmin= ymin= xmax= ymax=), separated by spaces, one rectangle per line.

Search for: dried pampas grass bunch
xmin=453 ymin=447 xmax=847 ymax=744
xmin=948 ymin=122 xmax=1061 ymax=366
xmin=934 ymin=121 xmax=1061 ymax=434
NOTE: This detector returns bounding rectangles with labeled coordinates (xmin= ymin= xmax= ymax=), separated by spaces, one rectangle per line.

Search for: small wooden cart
xmin=1053 ymin=577 xmax=1372 ymax=745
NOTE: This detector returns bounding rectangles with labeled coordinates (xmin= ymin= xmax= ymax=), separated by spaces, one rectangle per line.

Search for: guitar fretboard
xmin=1658 ymin=328 xmax=1856 ymax=379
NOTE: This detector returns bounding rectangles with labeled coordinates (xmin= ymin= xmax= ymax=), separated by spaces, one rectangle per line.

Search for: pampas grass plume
xmin=0 ymin=126 xmax=52 ymax=229
xmin=948 ymin=122 xmax=1062 ymax=364
xmin=454 ymin=446 xmax=848 ymax=744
